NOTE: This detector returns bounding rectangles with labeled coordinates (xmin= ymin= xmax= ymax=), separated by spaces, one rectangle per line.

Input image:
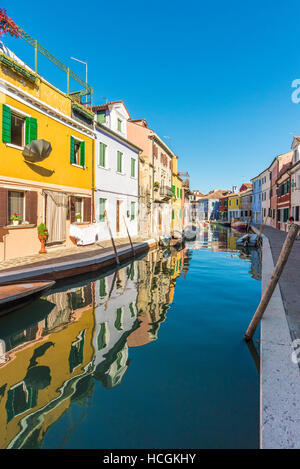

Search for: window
xmin=70 ymin=136 xmax=85 ymax=167
xmin=75 ymin=197 xmax=83 ymax=222
xmin=283 ymin=208 xmax=289 ymax=222
xmin=236 ymin=199 xmax=238 ymax=206
xmin=2 ymin=104 xmax=37 ymax=147
xmin=11 ymin=113 xmax=25 ymax=147
xmin=117 ymin=119 xmax=122 ymax=132
xmin=8 ymin=191 xmax=24 ymax=224
xmin=117 ymin=151 xmax=123 ymax=173
xmin=99 ymin=142 xmax=107 ymax=167
xmin=131 ymin=201 xmax=135 ymax=220
xmin=99 ymin=198 xmax=106 ymax=221
xmin=97 ymin=111 xmax=106 ymax=124
xmin=296 ymin=206 xmax=300 ymax=222
xmin=131 ymin=158 xmax=135 ymax=177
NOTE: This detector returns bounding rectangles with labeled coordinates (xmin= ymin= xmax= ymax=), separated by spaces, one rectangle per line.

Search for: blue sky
xmin=2 ymin=0 xmax=300 ymax=193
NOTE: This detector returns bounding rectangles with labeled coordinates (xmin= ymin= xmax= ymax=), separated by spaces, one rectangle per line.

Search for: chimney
xmin=232 ymin=185 xmax=237 ymax=193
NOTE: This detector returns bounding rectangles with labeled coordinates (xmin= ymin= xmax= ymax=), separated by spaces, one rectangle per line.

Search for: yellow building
xmin=171 ymin=156 xmax=183 ymax=232
xmin=228 ymin=192 xmax=242 ymax=222
xmin=0 ymin=285 xmax=96 ymax=449
xmin=0 ymin=45 xmax=95 ymax=260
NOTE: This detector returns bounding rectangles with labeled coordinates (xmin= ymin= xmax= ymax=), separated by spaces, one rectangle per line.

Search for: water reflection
xmin=187 ymin=224 xmax=261 ymax=280
xmin=0 ymin=225 xmax=260 ymax=449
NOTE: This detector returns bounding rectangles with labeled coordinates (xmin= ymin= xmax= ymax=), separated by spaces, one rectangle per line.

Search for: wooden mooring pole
xmin=123 ymin=215 xmax=135 ymax=257
xmin=104 ymin=210 xmax=120 ymax=265
xmin=244 ymin=223 xmax=300 ymax=342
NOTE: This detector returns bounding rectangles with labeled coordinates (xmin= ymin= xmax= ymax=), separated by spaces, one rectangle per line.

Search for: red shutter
xmin=83 ymin=197 xmax=91 ymax=222
xmin=0 ymin=188 xmax=8 ymax=227
xmin=70 ymin=196 xmax=76 ymax=223
xmin=25 ymin=191 xmax=38 ymax=225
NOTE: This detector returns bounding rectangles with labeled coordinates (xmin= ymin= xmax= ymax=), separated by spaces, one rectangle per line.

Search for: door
xmin=116 ymin=200 xmax=120 ymax=234
xmin=45 ymin=191 xmax=67 ymax=244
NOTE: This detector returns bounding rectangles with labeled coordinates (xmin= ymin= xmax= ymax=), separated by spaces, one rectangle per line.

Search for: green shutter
xmin=97 ymin=323 xmax=107 ymax=350
xmin=129 ymin=302 xmax=135 ymax=317
xmin=99 ymin=198 xmax=106 ymax=221
xmin=97 ymin=111 xmax=106 ymax=124
xmin=180 ymin=188 xmax=182 ymax=199
xmin=30 ymin=117 xmax=37 ymax=141
xmin=80 ymin=141 xmax=85 ymax=167
xmin=99 ymin=278 xmax=106 ymax=297
xmin=25 ymin=117 xmax=37 ymax=144
xmin=2 ymin=104 xmax=11 ymax=143
xmin=99 ymin=143 xmax=106 ymax=167
xmin=172 ymin=209 xmax=175 ymax=219
xmin=131 ymin=202 xmax=135 ymax=220
xmin=117 ymin=151 xmax=122 ymax=172
xmin=172 ymin=185 xmax=175 ymax=196
xmin=115 ymin=308 xmax=123 ymax=331
xmin=177 ymin=187 xmax=179 ymax=197
xmin=131 ymin=158 xmax=135 ymax=177
xmin=70 ymin=136 xmax=75 ymax=164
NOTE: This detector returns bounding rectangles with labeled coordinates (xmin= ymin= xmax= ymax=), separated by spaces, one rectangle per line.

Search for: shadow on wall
xmin=25 ymin=162 xmax=55 ymax=177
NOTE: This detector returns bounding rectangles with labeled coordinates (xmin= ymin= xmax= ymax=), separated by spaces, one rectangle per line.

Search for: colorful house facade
xmin=171 ymin=156 xmax=183 ymax=233
xmin=93 ymin=102 xmax=140 ymax=241
xmin=0 ymin=42 xmax=94 ymax=260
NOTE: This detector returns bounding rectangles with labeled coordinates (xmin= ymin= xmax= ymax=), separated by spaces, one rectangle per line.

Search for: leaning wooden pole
xmin=104 ymin=210 xmax=120 ymax=265
xmin=257 ymin=215 xmax=269 ymax=244
xmin=244 ymin=223 xmax=300 ymax=342
xmin=123 ymin=215 xmax=135 ymax=257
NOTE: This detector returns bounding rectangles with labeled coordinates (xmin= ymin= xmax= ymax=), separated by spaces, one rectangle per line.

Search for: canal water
xmin=0 ymin=225 xmax=261 ymax=449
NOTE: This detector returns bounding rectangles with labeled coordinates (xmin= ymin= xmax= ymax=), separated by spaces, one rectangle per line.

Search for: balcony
xmin=160 ymin=185 xmax=173 ymax=201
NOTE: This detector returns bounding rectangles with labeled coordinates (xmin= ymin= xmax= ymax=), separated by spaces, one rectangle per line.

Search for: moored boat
xmin=231 ymin=219 xmax=248 ymax=232
xmin=0 ymin=280 xmax=55 ymax=316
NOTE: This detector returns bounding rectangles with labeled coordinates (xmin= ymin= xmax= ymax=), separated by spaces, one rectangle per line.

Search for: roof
xmin=92 ymin=100 xmax=131 ymax=119
xmin=129 ymin=119 xmax=149 ymax=128
xmin=199 ymin=189 xmax=231 ymax=200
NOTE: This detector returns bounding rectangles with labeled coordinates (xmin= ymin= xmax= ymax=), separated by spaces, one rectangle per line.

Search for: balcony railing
xmin=160 ymin=186 xmax=173 ymax=199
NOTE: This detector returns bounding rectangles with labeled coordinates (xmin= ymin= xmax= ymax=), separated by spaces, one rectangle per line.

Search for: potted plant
xmin=75 ymin=212 xmax=82 ymax=223
xmin=37 ymin=223 xmax=48 ymax=254
xmin=154 ymin=181 xmax=160 ymax=191
xmin=10 ymin=212 xmax=21 ymax=226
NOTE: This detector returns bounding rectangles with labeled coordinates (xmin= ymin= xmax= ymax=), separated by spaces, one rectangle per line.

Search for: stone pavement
xmin=0 ymin=236 xmax=147 ymax=272
xmin=254 ymin=224 xmax=300 ymax=342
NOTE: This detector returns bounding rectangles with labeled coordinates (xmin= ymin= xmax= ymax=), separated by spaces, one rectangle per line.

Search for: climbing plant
xmin=0 ymin=9 xmax=20 ymax=38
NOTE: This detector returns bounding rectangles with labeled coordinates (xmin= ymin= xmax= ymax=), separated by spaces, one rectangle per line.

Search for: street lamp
xmin=70 ymin=56 xmax=88 ymax=103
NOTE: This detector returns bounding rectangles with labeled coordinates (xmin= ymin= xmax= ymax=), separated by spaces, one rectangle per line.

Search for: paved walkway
xmin=254 ymin=224 xmax=300 ymax=341
xmin=0 ymin=236 xmax=146 ymax=272
xmin=253 ymin=224 xmax=300 ymax=448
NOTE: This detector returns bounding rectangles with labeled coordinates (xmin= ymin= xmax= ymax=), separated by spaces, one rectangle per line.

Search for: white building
xmin=291 ymin=137 xmax=300 ymax=225
xmin=261 ymin=169 xmax=271 ymax=220
xmin=93 ymin=101 xmax=140 ymax=240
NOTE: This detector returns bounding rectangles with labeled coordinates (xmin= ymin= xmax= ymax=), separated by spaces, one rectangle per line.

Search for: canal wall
xmin=251 ymin=225 xmax=300 ymax=449
xmin=0 ymin=239 xmax=158 ymax=284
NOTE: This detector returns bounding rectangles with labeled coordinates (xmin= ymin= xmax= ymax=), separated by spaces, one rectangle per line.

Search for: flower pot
xmin=38 ymin=234 xmax=47 ymax=254
xmin=12 ymin=220 xmax=19 ymax=226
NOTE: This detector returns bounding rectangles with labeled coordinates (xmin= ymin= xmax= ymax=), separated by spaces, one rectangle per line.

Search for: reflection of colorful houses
xmin=92 ymin=263 xmax=139 ymax=388
xmin=0 ymin=284 xmax=95 ymax=449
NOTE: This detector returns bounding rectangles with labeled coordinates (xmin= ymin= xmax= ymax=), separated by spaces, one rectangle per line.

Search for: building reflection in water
xmin=188 ymin=224 xmax=261 ymax=280
xmin=0 ymin=247 xmax=192 ymax=449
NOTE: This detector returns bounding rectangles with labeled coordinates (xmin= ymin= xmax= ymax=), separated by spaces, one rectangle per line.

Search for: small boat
xmin=0 ymin=280 xmax=55 ymax=316
xmin=184 ymin=225 xmax=198 ymax=241
xmin=236 ymin=233 xmax=260 ymax=247
xmin=159 ymin=234 xmax=171 ymax=248
xmin=231 ymin=220 xmax=248 ymax=232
